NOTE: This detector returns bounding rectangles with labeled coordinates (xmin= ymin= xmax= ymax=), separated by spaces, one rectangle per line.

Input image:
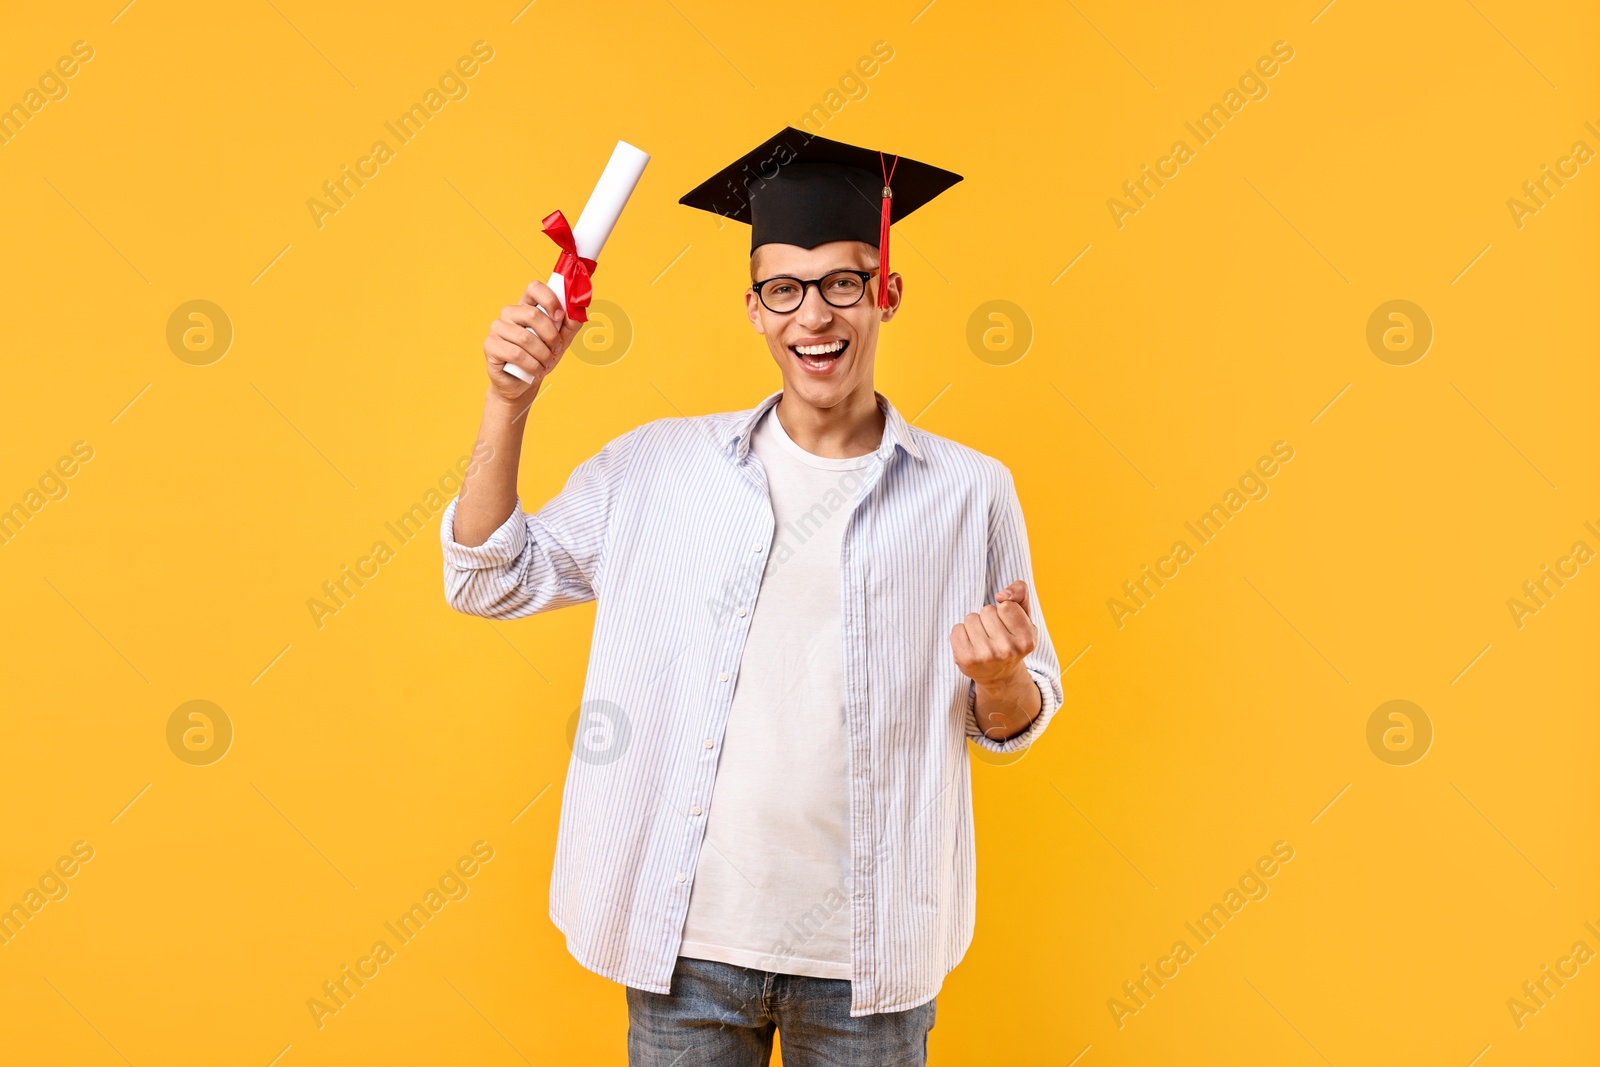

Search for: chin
xmin=787 ymin=377 xmax=848 ymax=406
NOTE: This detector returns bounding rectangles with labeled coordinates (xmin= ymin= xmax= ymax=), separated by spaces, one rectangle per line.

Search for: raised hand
xmin=483 ymin=279 xmax=584 ymax=402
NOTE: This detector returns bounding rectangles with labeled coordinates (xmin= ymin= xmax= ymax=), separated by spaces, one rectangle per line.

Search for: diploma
xmin=504 ymin=139 xmax=651 ymax=384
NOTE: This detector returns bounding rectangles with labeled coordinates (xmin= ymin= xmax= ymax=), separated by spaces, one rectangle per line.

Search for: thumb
xmin=996 ymin=579 xmax=1029 ymax=616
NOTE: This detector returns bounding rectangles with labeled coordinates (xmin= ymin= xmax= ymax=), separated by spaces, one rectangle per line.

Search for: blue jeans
xmin=626 ymin=956 xmax=936 ymax=1066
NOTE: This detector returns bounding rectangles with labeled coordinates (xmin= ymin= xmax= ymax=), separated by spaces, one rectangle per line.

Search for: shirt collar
xmin=727 ymin=390 xmax=926 ymax=466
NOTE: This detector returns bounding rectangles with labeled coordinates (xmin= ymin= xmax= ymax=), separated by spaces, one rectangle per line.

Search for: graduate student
xmin=440 ymin=127 xmax=1064 ymax=1066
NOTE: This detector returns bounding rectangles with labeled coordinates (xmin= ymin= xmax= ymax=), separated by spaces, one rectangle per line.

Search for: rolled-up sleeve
xmin=965 ymin=466 xmax=1065 ymax=754
xmin=440 ymin=428 xmax=637 ymax=619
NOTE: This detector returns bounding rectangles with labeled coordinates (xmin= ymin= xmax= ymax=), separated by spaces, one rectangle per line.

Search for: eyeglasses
xmin=751 ymin=269 xmax=878 ymax=314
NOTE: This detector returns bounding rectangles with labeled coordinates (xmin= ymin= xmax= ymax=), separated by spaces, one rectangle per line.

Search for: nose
xmin=794 ymin=282 xmax=833 ymax=328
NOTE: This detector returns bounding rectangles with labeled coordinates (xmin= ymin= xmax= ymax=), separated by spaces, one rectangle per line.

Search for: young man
xmin=441 ymin=127 xmax=1063 ymax=1066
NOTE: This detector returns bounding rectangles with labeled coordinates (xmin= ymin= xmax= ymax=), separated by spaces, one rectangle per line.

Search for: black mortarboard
xmin=678 ymin=126 xmax=962 ymax=307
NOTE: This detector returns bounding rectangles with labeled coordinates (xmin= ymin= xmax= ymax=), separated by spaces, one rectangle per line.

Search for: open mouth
xmin=790 ymin=339 xmax=848 ymax=372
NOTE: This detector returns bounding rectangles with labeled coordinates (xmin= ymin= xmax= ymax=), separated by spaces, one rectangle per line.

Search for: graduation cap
xmin=678 ymin=126 xmax=962 ymax=308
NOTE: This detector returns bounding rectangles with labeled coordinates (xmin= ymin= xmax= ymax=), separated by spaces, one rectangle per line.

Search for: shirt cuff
xmin=440 ymin=494 xmax=528 ymax=569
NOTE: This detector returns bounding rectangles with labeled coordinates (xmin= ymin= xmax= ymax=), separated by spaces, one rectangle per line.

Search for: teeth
xmin=795 ymin=341 xmax=845 ymax=356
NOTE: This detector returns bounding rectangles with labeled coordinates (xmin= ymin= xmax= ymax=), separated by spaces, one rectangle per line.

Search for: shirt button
xmin=752 ymin=544 xmax=761 ymax=552
xmin=736 ymin=607 xmax=747 ymax=617
xmin=676 ymin=872 xmax=687 ymax=883
xmin=703 ymin=738 xmax=714 ymax=749
xmin=719 ymin=672 xmax=729 ymax=682
xmin=691 ymin=805 xmax=703 ymax=816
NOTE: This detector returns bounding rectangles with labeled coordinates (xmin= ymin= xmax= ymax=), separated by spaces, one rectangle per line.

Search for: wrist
xmin=975 ymin=664 xmax=1034 ymax=701
xmin=974 ymin=666 xmax=1041 ymax=740
xmin=485 ymin=387 xmax=536 ymax=425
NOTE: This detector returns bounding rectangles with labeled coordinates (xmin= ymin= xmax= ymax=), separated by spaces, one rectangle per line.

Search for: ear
xmin=878 ymin=271 xmax=904 ymax=323
xmin=745 ymin=288 xmax=766 ymax=334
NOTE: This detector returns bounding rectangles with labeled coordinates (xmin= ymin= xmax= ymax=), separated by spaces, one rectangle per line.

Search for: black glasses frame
xmin=751 ymin=269 xmax=879 ymax=313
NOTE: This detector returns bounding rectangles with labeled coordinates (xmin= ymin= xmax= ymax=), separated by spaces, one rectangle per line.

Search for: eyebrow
xmin=760 ymin=266 xmax=861 ymax=278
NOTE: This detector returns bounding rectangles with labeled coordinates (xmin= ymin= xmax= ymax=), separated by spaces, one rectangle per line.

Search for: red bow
xmin=541 ymin=209 xmax=598 ymax=323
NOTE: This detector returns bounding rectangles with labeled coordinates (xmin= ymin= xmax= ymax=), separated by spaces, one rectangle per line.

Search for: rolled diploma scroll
xmin=504 ymin=139 xmax=651 ymax=384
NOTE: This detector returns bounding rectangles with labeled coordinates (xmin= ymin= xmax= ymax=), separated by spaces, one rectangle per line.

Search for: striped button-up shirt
xmin=439 ymin=389 xmax=1064 ymax=1016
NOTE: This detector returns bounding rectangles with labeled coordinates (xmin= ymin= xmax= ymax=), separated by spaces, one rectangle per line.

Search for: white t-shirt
xmin=677 ymin=405 xmax=875 ymax=979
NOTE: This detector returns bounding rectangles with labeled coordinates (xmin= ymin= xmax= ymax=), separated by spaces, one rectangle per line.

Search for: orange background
xmin=1 ymin=1 xmax=1596 ymax=1064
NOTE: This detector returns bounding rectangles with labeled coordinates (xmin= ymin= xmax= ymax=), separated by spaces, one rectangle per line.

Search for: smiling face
xmin=745 ymin=239 xmax=902 ymax=414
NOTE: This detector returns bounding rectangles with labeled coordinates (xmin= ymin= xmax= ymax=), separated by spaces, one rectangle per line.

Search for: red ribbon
xmin=541 ymin=209 xmax=598 ymax=323
xmin=877 ymin=153 xmax=899 ymax=309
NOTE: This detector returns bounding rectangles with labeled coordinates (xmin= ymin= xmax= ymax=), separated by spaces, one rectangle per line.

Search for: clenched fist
xmin=483 ymin=279 xmax=584 ymax=402
xmin=950 ymin=580 xmax=1037 ymax=688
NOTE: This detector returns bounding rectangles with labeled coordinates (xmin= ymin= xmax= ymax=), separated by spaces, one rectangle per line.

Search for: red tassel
xmin=877 ymin=152 xmax=899 ymax=309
